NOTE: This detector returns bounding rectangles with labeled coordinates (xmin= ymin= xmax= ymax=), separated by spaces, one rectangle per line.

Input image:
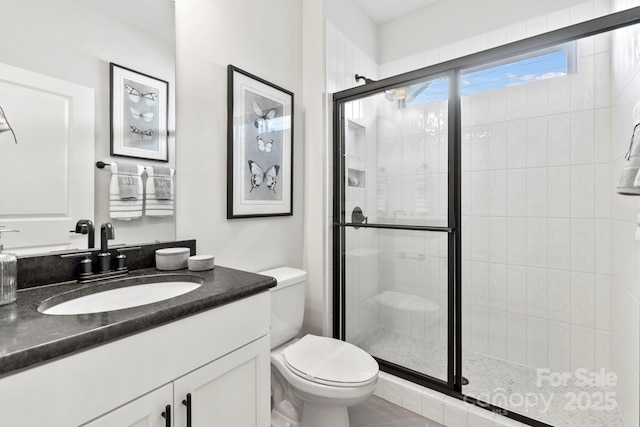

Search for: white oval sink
xmin=40 ymin=281 xmax=201 ymax=315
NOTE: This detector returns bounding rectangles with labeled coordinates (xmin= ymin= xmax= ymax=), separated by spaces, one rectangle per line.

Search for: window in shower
xmin=460 ymin=42 xmax=576 ymax=96
xmin=407 ymin=43 xmax=576 ymax=108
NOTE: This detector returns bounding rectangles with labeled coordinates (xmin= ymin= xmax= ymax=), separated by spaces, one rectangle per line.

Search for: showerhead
xmin=385 ymin=81 xmax=433 ymax=108
xmin=355 ymin=74 xmax=376 ymax=84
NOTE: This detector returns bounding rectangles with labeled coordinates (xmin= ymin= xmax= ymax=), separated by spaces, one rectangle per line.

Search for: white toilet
xmin=259 ymin=267 xmax=379 ymax=427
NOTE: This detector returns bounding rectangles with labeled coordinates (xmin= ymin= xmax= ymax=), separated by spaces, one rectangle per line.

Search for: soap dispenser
xmin=0 ymin=228 xmax=18 ymax=306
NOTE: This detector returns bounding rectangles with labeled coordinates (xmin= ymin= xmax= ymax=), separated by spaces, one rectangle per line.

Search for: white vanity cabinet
xmin=81 ymin=383 xmax=173 ymax=427
xmin=0 ymin=292 xmax=271 ymax=427
xmin=174 ymin=336 xmax=268 ymax=427
xmin=83 ymin=336 xmax=269 ymax=427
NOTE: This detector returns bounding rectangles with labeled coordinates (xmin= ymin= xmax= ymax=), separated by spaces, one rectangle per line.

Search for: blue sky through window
xmin=461 ymin=50 xmax=568 ymax=96
xmin=405 ymin=47 xmax=571 ymax=107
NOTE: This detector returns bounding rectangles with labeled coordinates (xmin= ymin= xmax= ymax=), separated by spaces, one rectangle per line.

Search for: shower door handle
xmin=351 ymin=207 xmax=368 ymax=229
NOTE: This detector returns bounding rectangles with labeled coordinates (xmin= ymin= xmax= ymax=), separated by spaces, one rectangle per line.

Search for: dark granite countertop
xmin=0 ymin=265 xmax=275 ymax=378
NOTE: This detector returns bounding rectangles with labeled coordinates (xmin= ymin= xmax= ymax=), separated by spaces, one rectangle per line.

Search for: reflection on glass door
xmin=336 ymin=75 xmax=452 ymax=383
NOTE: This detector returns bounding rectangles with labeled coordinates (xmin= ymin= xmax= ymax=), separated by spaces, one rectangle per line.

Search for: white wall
xmin=302 ymin=0 xmax=327 ymax=335
xmin=324 ymin=0 xmax=378 ymax=62
xmin=378 ymin=0 xmax=600 ymax=64
xmin=379 ymin=0 xmax=614 ymax=78
xmin=175 ymin=0 xmax=304 ymax=273
xmin=0 ymin=0 xmax=176 ymax=248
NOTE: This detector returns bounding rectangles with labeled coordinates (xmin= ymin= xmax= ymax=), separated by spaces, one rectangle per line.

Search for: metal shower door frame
xmin=332 ymin=67 xmax=460 ymax=394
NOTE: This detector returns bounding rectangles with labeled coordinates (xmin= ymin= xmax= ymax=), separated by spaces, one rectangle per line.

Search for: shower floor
xmin=357 ymin=327 xmax=625 ymax=427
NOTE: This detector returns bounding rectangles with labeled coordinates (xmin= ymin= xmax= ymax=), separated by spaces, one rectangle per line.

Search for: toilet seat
xmin=282 ymin=335 xmax=378 ymax=388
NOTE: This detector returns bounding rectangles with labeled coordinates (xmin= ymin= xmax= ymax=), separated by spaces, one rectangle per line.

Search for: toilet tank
xmin=259 ymin=267 xmax=306 ymax=349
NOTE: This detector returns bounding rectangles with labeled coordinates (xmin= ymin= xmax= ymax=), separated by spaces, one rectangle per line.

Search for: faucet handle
xmin=60 ymin=252 xmax=94 ymax=278
xmin=71 ymin=219 xmax=93 ymax=234
xmin=70 ymin=220 xmax=95 ymax=249
xmin=113 ymin=246 xmax=141 ymax=271
xmin=115 ymin=252 xmax=127 ymax=271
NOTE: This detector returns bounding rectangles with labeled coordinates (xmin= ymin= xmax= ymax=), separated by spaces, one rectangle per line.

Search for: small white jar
xmin=188 ymin=255 xmax=215 ymax=271
xmin=155 ymin=247 xmax=190 ymax=270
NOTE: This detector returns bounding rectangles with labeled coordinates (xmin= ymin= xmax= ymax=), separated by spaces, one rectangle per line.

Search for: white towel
xmin=414 ymin=179 xmax=429 ymax=215
xmin=145 ymin=166 xmax=175 ymax=217
xmin=109 ymin=162 xmax=144 ymax=220
xmin=117 ymin=162 xmax=139 ymax=199
xmin=153 ymin=165 xmax=173 ymax=200
xmin=377 ymin=167 xmax=388 ymax=215
xmin=414 ymin=164 xmax=429 ymax=215
xmin=618 ymin=121 xmax=640 ymax=194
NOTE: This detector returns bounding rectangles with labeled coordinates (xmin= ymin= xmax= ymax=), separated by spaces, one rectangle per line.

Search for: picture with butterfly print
xmin=242 ymin=89 xmax=284 ymax=201
xmin=110 ymin=63 xmax=169 ymax=161
xmin=227 ymin=65 xmax=294 ymax=218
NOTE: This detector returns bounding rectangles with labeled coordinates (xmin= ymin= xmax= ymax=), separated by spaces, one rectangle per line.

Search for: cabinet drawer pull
xmin=182 ymin=393 xmax=192 ymax=427
xmin=161 ymin=404 xmax=171 ymax=427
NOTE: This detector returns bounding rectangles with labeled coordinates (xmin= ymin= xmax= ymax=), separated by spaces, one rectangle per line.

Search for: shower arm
xmin=354 ymin=74 xmax=376 ymax=84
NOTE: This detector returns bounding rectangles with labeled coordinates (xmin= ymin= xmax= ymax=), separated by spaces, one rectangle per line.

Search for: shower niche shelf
xmin=346 ymin=119 xmax=365 ymax=170
xmin=347 ymin=168 xmax=365 ymax=188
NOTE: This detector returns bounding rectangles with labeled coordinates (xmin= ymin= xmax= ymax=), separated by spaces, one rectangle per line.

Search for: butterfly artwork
xmin=253 ymin=101 xmax=276 ymax=129
xmin=130 ymin=125 xmax=154 ymax=139
xmin=257 ymin=136 xmax=273 ymax=152
xmin=126 ymin=84 xmax=158 ymax=105
xmin=248 ymin=160 xmax=279 ymax=192
xmin=130 ymin=107 xmax=154 ymax=122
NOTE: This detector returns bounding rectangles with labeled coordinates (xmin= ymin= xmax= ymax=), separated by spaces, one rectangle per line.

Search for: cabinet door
xmin=173 ymin=335 xmax=270 ymax=427
xmin=81 ymin=384 xmax=173 ymax=427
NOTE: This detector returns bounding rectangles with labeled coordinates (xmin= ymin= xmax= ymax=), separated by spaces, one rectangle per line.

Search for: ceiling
xmin=354 ymin=0 xmax=442 ymax=24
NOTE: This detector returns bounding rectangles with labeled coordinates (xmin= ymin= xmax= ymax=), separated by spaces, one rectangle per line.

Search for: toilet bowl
xmin=260 ymin=267 xmax=379 ymax=427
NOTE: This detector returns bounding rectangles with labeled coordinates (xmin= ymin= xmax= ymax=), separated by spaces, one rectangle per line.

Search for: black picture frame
xmin=227 ymin=65 xmax=294 ymax=218
xmin=110 ymin=63 xmax=169 ymax=162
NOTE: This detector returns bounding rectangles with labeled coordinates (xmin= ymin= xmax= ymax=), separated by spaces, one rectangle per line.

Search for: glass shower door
xmin=334 ymin=73 xmax=455 ymax=384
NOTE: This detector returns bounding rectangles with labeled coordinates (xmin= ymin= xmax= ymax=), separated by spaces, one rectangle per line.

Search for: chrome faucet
xmin=97 ymin=223 xmax=115 ymax=273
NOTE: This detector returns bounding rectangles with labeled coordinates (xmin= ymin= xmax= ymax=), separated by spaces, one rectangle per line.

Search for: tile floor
xmin=349 ymin=395 xmax=443 ymax=427
xmin=357 ymin=327 xmax=625 ymax=427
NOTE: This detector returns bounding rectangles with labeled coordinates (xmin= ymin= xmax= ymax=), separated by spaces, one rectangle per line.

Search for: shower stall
xmin=332 ymin=7 xmax=640 ymax=427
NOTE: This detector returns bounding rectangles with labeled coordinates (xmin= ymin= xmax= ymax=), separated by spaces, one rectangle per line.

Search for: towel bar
xmin=96 ymin=161 xmax=176 ymax=175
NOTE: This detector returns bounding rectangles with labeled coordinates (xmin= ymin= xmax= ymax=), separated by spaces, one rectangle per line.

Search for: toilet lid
xmin=282 ymin=335 xmax=378 ymax=387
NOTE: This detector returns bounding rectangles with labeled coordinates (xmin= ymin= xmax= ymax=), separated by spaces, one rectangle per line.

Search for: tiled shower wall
xmin=375 ymin=96 xmax=450 ymax=346
xmin=460 ymin=33 xmax=613 ymax=374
